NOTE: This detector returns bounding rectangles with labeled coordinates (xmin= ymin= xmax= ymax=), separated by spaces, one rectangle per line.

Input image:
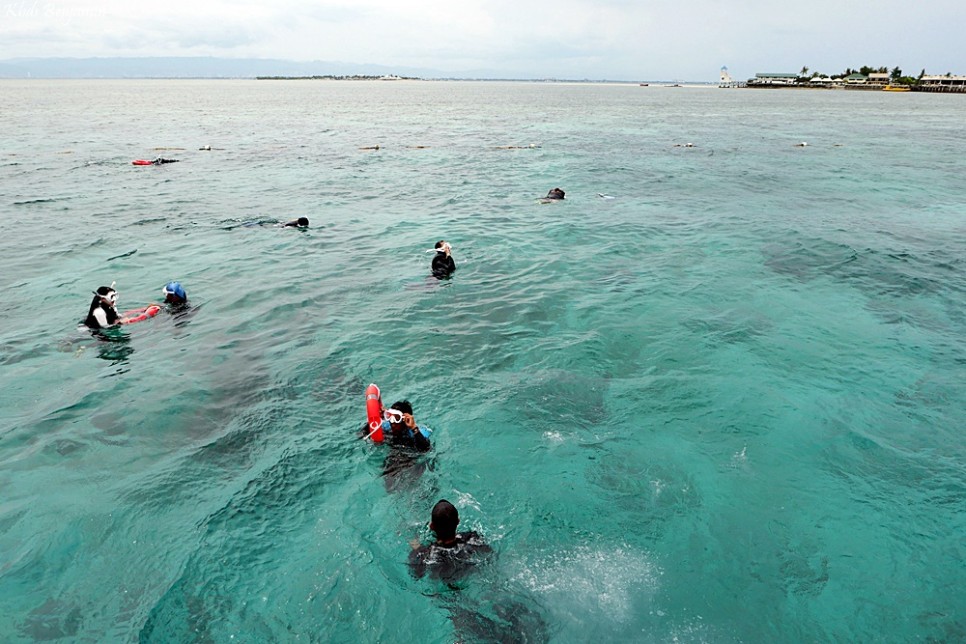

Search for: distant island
xmin=256 ymin=74 xmax=419 ymax=81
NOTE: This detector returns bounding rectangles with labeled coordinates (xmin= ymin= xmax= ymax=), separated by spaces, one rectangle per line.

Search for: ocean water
xmin=1 ymin=79 xmax=964 ymax=643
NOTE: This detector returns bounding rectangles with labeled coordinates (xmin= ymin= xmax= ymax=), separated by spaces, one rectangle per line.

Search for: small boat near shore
xmin=883 ymin=85 xmax=911 ymax=92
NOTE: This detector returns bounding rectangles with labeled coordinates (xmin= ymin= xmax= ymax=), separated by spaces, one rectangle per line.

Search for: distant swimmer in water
xmin=673 ymin=142 xmax=696 ymax=148
xmin=282 ymin=217 xmax=309 ymax=228
xmin=161 ymin=281 xmax=188 ymax=306
xmin=153 ymin=157 xmax=179 ymax=164
xmin=84 ymin=285 xmax=121 ymax=329
xmin=409 ymin=499 xmax=493 ymax=581
xmin=795 ymin=142 xmax=808 ymax=147
xmin=539 ymin=187 xmax=565 ymax=203
xmin=199 ymin=145 xmax=211 ymax=151
xmin=495 ymin=143 xmax=540 ymax=149
xmin=360 ymin=145 xmax=380 ymax=151
xmin=431 ymin=240 xmax=456 ymax=279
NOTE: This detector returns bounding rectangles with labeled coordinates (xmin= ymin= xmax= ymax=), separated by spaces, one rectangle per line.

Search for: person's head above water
xmin=386 ymin=400 xmax=415 ymax=431
xmin=162 ymin=281 xmax=187 ymax=304
xmin=84 ymin=283 xmax=120 ymax=329
xmin=430 ymin=240 xmax=457 ymax=279
xmin=92 ymin=285 xmax=118 ymax=307
xmin=284 ymin=217 xmax=309 ymax=228
xmin=545 ymin=188 xmax=565 ymax=200
xmin=430 ymin=499 xmax=460 ymax=541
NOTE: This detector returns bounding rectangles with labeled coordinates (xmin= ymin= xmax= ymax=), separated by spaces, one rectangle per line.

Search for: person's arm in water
xmin=412 ymin=427 xmax=431 ymax=452
xmin=402 ymin=413 xmax=432 ymax=452
xmin=118 ymin=303 xmax=160 ymax=324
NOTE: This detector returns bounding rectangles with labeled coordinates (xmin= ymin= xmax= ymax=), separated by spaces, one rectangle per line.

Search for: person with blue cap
xmin=162 ymin=281 xmax=188 ymax=305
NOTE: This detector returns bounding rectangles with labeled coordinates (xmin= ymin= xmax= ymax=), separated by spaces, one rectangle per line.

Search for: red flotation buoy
xmin=365 ymin=383 xmax=384 ymax=442
xmin=120 ymin=304 xmax=161 ymax=324
xmin=132 ymin=159 xmax=154 ymax=166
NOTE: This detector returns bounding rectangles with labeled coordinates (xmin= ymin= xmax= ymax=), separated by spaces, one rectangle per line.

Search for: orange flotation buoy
xmin=120 ymin=304 xmax=161 ymax=324
xmin=365 ymin=383 xmax=384 ymax=442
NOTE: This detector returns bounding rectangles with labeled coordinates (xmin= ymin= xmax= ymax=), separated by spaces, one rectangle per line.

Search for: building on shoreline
xmin=867 ymin=72 xmax=889 ymax=86
xmin=916 ymin=75 xmax=966 ymax=92
xmin=746 ymin=72 xmax=798 ymax=87
xmin=743 ymin=70 xmax=966 ymax=93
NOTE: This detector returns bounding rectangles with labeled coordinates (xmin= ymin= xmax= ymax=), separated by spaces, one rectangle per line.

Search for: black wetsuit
xmin=432 ymin=253 xmax=457 ymax=279
xmin=363 ymin=422 xmax=432 ymax=492
xmin=84 ymin=299 xmax=119 ymax=329
xmin=387 ymin=425 xmax=431 ymax=452
xmin=409 ymin=532 xmax=493 ymax=581
xmin=545 ymin=188 xmax=565 ymax=200
xmin=153 ymin=158 xmax=179 ymax=165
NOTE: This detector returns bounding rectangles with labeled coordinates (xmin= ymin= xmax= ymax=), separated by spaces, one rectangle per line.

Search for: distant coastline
xmin=256 ymin=74 xmax=418 ymax=81
xmin=731 ymin=67 xmax=966 ymax=93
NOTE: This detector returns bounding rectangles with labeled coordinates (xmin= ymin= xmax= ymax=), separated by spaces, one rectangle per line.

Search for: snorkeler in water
xmin=282 ymin=217 xmax=309 ymax=228
xmin=83 ymin=285 xmax=121 ymax=329
xmin=544 ymin=188 xmax=565 ymax=200
xmin=409 ymin=499 xmax=493 ymax=581
xmin=431 ymin=240 xmax=456 ymax=279
xmin=161 ymin=281 xmax=188 ymax=305
xmin=369 ymin=399 xmax=434 ymax=492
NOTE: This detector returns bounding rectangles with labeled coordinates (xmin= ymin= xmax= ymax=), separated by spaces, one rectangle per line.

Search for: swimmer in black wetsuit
xmin=152 ymin=157 xmax=179 ymax=165
xmin=379 ymin=400 xmax=433 ymax=492
xmin=410 ymin=499 xmax=493 ymax=581
xmin=431 ymin=240 xmax=456 ymax=279
xmin=283 ymin=217 xmax=309 ymax=228
xmin=83 ymin=285 xmax=120 ymax=329
xmin=382 ymin=400 xmax=432 ymax=451
xmin=544 ymin=187 xmax=565 ymax=200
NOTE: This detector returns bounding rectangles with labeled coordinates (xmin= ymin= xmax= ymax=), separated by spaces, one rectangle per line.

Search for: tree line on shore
xmin=794 ymin=65 xmax=953 ymax=86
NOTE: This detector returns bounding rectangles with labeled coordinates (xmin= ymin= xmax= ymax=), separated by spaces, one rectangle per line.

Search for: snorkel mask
xmin=427 ymin=242 xmax=452 ymax=254
xmin=93 ymin=281 xmax=118 ymax=307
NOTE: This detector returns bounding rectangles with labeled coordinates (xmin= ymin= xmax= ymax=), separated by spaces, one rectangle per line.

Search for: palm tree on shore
xmin=800 ymin=66 xmax=809 ymax=77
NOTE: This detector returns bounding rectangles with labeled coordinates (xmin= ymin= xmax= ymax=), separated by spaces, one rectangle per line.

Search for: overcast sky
xmin=2 ymin=0 xmax=964 ymax=80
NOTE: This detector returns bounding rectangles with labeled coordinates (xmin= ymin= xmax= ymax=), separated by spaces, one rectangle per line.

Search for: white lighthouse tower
xmin=719 ymin=66 xmax=739 ymax=88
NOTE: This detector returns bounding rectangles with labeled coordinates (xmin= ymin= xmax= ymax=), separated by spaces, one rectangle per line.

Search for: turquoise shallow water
xmin=1 ymin=80 xmax=965 ymax=642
